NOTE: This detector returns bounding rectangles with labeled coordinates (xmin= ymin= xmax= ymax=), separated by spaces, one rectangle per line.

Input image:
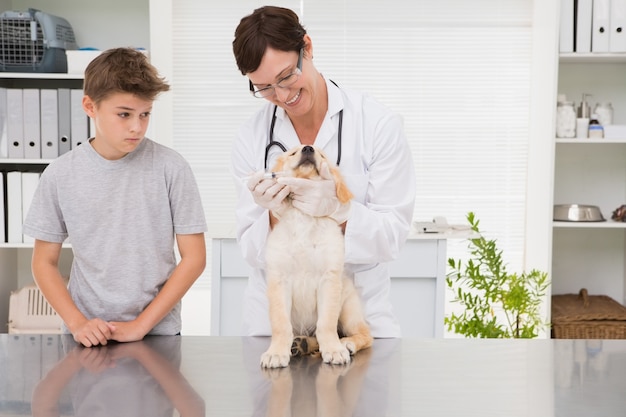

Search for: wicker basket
xmin=552 ymin=288 xmax=626 ymax=339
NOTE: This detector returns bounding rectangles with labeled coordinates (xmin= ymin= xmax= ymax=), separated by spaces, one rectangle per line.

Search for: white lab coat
xmin=231 ymin=78 xmax=416 ymax=337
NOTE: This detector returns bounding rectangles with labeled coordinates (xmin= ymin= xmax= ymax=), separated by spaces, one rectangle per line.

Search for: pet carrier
xmin=0 ymin=8 xmax=78 ymax=73
xmin=8 ymin=284 xmax=63 ymax=334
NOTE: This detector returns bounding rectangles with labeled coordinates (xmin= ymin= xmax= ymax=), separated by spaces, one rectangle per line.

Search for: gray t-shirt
xmin=23 ymin=138 xmax=207 ymax=335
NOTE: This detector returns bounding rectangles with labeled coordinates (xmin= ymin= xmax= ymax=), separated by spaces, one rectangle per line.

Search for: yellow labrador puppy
xmin=261 ymin=144 xmax=372 ymax=368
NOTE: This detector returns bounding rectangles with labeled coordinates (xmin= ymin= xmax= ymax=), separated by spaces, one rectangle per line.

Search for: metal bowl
xmin=553 ymin=204 xmax=605 ymax=222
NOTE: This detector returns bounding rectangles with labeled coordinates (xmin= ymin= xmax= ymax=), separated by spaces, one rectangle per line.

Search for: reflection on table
xmin=2 ymin=335 xmax=204 ymax=417
xmin=241 ymin=337 xmax=399 ymax=417
xmin=3 ymin=335 xmax=626 ymax=416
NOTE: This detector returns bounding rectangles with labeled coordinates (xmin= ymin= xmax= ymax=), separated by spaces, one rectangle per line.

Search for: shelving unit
xmin=0 ymin=74 xmax=84 ymax=332
xmin=0 ymin=0 xmax=150 ymax=332
xmin=551 ymin=52 xmax=626 ymax=307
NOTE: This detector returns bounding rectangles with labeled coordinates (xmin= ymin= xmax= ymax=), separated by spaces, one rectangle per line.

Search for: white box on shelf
xmin=603 ymin=125 xmax=626 ymax=139
xmin=66 ymin=50 xmax=102 ymax=75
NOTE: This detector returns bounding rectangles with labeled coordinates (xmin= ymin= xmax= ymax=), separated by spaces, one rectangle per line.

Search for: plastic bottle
xmin=556 ymin=94 xmax=576 ymax=138
xmin=588 ymin=114 xmax=604 ymax=139
xmin=594 ymin=102 xmax=613 ymax=127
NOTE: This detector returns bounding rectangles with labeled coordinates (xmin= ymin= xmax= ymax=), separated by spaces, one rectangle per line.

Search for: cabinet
xmin=210 ymin=236 xmax=448 ymax=338
xmin=552 ymin=54 xmax=626 ymax=306
xmin=0 ymin=0 xmax=150 ymax=332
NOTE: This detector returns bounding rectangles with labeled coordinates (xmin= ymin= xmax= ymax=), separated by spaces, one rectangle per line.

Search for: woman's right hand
xmin=247 ymin=171 xmax=291 ymax=218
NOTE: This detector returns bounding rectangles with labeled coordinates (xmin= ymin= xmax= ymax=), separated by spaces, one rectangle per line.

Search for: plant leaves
xmin=445 ymin=212 xmax=550 ymax=338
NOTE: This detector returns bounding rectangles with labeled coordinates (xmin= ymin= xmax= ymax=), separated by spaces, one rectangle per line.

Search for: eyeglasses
xmin=249 ymin=49 xmax=303 ymax=98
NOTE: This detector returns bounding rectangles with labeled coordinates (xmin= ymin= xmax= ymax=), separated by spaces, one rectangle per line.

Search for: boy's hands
xmin=73 ymin=319 xmax=148 ymax=346
xmin=108 ymin=320 xmax=148 ymax=343
xmin=72 ymin=318 xmax=116 ymax=347
xmin=71 ymin=344 xmax=116 ymax=373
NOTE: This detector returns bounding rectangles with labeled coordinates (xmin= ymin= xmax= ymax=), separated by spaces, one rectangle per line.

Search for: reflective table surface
xmin=0 ymin=334 xmax=624 ymax=416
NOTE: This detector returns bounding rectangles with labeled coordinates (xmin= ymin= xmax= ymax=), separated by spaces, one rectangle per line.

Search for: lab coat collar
xmin=326 ymin=77 xmax=344 ymax=117
xmin=312 ymin=78 xmax=344 ymax=151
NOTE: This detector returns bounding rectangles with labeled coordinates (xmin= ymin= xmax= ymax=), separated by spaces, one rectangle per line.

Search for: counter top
xmin=0 ymin=334 xmax=622 ymax=416
xmin=206 ymin=222 xmax=478 ymax=240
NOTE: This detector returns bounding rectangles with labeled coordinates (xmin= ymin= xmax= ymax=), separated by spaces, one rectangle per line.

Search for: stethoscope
xmin=264 ymin=81 xmax=343 ymax=169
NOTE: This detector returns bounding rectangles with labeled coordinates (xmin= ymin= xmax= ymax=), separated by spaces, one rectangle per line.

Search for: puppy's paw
xmin=260 ymin=350 xmax=290 ymax=368
xmin=291 ymin=336 xmax=319 ymax=357
xmin=343 ymin=340 xmax=356 ymax=355
xmin=320 ymin=345 xmax=351 ymax=365
xmin=261 ymin=365 xmax=290 ymax=381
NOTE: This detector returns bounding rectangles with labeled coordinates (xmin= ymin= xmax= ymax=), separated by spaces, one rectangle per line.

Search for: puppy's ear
xmin=330 ymin=166 xmax=353 ymax=204
xmin=271 ymin=154 xmax=286 ymax=172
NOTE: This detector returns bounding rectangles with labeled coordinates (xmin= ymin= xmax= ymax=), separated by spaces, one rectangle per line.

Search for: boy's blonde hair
xmin=83 ymin=47 xmax=170 ymax=105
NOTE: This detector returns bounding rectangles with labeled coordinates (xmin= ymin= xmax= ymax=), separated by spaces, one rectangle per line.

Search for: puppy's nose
xmin=302 ymin=145 xmax=314 ymax=154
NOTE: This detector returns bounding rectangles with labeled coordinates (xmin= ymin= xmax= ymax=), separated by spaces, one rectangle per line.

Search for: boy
xmin=23 ymin=48 xmax=207 ymax=347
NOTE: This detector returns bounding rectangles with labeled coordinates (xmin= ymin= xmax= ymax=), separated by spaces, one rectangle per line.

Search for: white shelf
xmin=0 ymin=243 xmax=72 ymax=249
xmin=553 ymin=221 xmax=626 ymax=229
xmin=0 ymin=159 xmax=54 ymax=164
xmin=0 ymin=72 xmax=83 ymax=80
xmin=556 ymin=138 xmax=626 ymax=144
xmin=559 ymin=53 xmax=626 ymax=63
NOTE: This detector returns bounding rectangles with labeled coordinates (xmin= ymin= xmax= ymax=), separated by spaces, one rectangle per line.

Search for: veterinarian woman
xmin=231 ymin=6 xmax=416 ymax=338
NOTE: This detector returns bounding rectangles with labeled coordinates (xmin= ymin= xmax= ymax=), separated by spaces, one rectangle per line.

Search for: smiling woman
xmin=248 ymin=48 xmax=304 ymax=98
xmin=151 ymin=0 xmax=557 ymax=335
xmin=231 ymin=5 xmax=416 ymax=338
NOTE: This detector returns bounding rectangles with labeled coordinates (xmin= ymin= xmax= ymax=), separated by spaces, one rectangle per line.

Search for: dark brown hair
xmin=233 ymin=6 xmax=307 ymax=75
xmin=83 ymin=47 xmax=170 ymax=104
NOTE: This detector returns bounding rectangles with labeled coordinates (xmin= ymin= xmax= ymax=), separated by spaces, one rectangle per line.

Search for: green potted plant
xmin=445 ymin=212 xmax=550 ymax=338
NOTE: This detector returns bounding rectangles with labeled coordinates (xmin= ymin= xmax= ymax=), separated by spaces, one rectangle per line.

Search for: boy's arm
xmin=32 ymin=240 xmax=114 ymax=346
xmin=112 ymin=233 xmax=207 ymax=341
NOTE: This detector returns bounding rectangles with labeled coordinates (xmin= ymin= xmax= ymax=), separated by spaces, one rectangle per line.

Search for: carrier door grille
xmin=0 ymin=16 xmax=44 ymax=66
